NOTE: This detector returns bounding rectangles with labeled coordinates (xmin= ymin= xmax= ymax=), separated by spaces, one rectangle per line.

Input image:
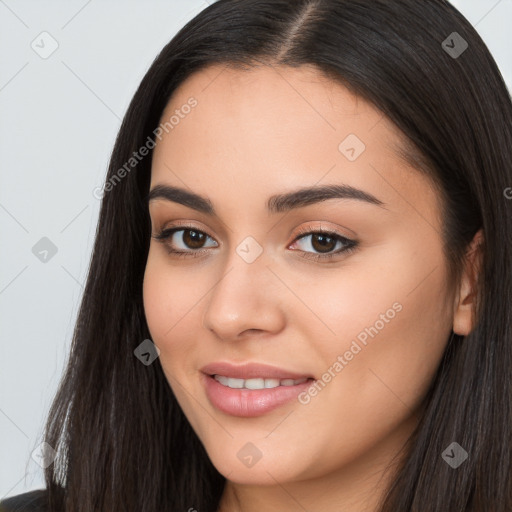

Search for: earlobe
xmin=452 ymin=229 xmax=484 ymax=336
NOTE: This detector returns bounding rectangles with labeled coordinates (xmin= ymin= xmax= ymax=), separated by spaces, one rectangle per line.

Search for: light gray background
xmin=1 ymin=0 xmax=511 ymax=499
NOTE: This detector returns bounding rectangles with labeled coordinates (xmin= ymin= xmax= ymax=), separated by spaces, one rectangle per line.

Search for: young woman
xmin=2 ymin=0 xmax=511 ymax=511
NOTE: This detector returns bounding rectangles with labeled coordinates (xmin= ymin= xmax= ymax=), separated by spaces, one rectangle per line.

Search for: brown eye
xmin=309 ymin=233 xmax=338 ymax=253
xmin=290 ymin=228 xmax=358 ymax=262
xmin=153 ymin=226 xmax=218 ymax=257
xmin=182 ymin=229 xmax=207 ymax=249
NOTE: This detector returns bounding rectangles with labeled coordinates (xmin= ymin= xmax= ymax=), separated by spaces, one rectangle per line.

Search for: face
xmin=143 ymin=63 xmax=457 ymax=488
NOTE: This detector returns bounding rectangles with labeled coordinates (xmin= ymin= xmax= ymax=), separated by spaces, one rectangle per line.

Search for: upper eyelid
xmin=156 ymin=222 xmax=217 ymax=241
xmin=294 ymin=224 xmax=353 ymax=240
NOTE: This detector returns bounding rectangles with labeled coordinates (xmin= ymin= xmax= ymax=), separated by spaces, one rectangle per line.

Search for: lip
xmin=200 ymin=361 xmax=314 ymax=380
xmin=201 ymin=372 xmax=315 ymax=417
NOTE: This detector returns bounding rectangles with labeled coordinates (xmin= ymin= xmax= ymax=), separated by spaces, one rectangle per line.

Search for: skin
xmin=142 ymin=63 xmax=482 ymax=512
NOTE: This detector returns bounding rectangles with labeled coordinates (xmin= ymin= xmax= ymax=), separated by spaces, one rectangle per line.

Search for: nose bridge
xmin=201 ymin=234 xmax=284 ymax=339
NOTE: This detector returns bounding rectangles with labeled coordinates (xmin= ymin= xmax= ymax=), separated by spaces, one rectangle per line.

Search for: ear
xmin=452 ymin=228 xmax=484 ymax=336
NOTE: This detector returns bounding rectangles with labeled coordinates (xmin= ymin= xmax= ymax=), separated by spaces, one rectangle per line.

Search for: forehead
xmin=158 ymin=62 xmax=393 ymax=144
xmin=150 ymin=63 xmax=440 ymax=223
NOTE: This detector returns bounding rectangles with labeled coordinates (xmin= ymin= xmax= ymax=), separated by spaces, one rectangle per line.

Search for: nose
xmin=201 ymin=246 xmax=286 ymax=341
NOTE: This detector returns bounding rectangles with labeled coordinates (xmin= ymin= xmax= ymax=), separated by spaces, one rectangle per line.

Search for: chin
xmin=204 ymin=442 xmax=309 ymax=485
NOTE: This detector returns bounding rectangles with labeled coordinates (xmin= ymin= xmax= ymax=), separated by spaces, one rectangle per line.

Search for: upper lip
xmin=201 ymin=361 xmax=314 ymax=380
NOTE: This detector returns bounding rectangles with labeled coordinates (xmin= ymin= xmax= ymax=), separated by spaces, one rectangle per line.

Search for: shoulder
xmin=0 ymin=489 xmax=49 ymax=512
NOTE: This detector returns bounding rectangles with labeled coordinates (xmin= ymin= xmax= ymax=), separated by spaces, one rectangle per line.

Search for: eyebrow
xmin=147 ymin=183 xmax=386 ymax=215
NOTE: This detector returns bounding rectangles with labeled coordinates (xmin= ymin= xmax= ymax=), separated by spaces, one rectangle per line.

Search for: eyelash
xmin=152 ymin=223 xmax=358 ymax=262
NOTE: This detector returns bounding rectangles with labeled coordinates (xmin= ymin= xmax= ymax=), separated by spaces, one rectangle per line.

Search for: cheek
xmin=305 ymin=238 xmax=452 ymax=422
xmin=142 ymin=252 xmax=212 ymax=431
xmin=142 ymin=252 xmax=197 ymax=365
xmin=280 ymin=243 xmax=452 ymax=474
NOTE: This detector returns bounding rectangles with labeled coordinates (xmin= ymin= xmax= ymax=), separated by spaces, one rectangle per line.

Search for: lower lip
xmin=201 ymin=373 xmax=315 ymax=417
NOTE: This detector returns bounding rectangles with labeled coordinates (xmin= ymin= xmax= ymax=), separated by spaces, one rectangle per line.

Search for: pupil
xmin=184 ymin=230 xmax=205 ymax=249
xmin=312 ymin=234 xmax=335 ymax=253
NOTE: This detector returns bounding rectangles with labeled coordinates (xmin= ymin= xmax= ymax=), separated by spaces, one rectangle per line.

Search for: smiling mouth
xmin=202 ymin=371 xmax=316 ymax=417
xmin=212 ymin=375 xmax=314 ymax=390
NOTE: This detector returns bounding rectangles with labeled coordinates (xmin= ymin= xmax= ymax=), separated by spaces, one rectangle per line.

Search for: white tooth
xmin=245 ymin=378 xmax=265 ymax=390
xmin=213 ymin=374 xmax=309 ymax=390
xmin=214 ymin=375 xmax=230 ymax=386
xmin=227 ymin=377 xmax=245 ymax=388
xmin=264 ymin=378 xmax=280 ymax=388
